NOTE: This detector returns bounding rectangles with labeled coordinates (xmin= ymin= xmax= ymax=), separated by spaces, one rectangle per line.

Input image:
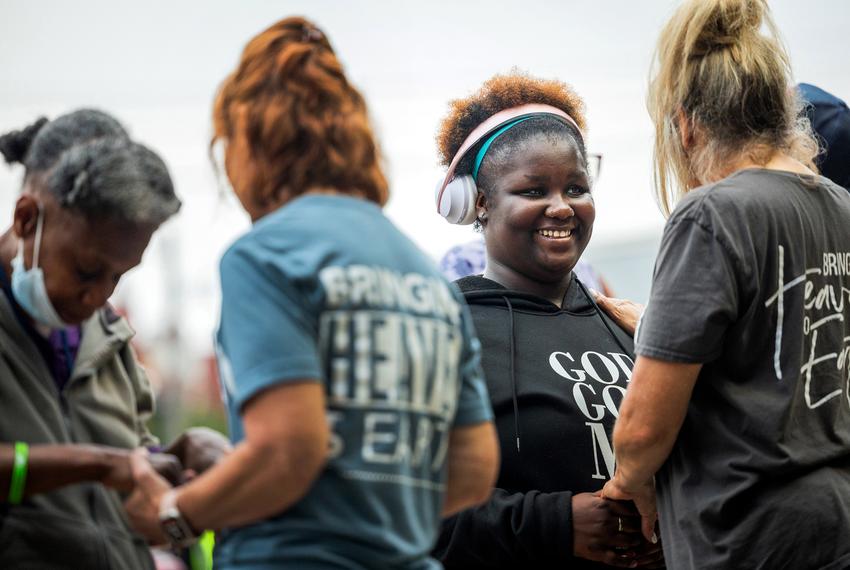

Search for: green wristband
xmin=8 ymin=441 xmax=28 ymax=504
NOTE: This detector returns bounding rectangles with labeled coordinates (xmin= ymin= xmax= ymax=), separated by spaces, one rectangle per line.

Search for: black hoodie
xmin=434 ymin=275 xmax=635 ymax=569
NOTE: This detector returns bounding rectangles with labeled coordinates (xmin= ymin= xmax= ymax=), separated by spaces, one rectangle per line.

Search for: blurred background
xmin=2 ymin=0 xmax=848 ymax=441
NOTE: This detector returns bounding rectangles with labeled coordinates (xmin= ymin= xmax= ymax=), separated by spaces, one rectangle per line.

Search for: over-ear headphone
xmin=435 ymin=103 xmax=582 ymax=225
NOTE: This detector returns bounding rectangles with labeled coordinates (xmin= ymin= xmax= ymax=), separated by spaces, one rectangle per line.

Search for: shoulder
xmin=667 ymin=170 xmax=782 ymax=244
xmin=673 ymin=169 xmax=807 ymax=221
xmin=219 ymin=215 xmax=305 ymax=276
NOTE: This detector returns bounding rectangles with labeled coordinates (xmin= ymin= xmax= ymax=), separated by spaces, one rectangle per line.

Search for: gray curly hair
xmin=0 ymin=108 xmax=181 ymax=225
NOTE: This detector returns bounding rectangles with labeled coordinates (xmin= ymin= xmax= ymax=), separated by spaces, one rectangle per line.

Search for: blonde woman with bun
xmin=600 ymin=0 xmax=850 ymax=568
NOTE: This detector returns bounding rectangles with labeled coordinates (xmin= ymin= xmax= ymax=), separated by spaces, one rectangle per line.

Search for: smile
xmin=538 ymin=229 xmax=573 ymax=239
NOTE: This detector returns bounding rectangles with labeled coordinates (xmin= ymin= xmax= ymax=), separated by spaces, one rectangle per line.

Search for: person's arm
xmin=436 ymin=487 xmax=658 ymax=568
xmin=602 ymin=356 xmax=701 ymax=541
xmin=124 ymin=380 xmax=328 ymax=540
xmin=441 ymin=421 xmax=499 ymax=517
xmin=0 ymin=443 xmax=181 ymax=499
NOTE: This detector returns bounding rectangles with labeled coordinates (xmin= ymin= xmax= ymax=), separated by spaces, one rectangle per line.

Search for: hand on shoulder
xmin=591 ymin=291 xmax=645 ymax=337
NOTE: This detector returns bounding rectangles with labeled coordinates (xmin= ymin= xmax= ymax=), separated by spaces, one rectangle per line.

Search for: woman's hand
xmin=124 ymin=448 xmax=173 ymax=545
xmin=572 ymin=492 xmax=645 ymax=567
xmin=149 ymin=452 xmax=184 ymax=486
xmin=99 ymin=448 xmax=182 ymax=492
xmin=631 ymin=536 xmax=665 ymax=568
xmin=572 ymin=492 xmax=665 ymax=568
xmin=601 ymin=476 xmax=658 ymax=544
xmin=591 ymin=291 xmax=645 ymax=337
xmin=164 ymin=427 xmax=232 ymax=479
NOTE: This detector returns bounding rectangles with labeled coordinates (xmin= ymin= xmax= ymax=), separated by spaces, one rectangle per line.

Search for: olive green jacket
xmin=0 ymin=291 xmax=157 ymax=570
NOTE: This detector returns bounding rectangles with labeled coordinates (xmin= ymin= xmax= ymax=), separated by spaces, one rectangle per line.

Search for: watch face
xmin=163 ymin=518 xmax=188 ymax=542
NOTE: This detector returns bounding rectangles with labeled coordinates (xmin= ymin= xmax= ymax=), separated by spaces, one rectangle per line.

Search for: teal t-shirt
xmin=214 ymin=195 xmax=492 ymax=569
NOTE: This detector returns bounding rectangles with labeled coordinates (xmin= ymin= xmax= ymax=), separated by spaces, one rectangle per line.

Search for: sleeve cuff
xmin=234 ymin=356 xmax=323 ymax=411
xmin=635 ymin=343 xmax=721 ymax=364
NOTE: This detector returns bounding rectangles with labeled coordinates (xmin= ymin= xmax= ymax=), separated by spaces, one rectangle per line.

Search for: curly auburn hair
xmin=212 ymin=16 xmax=388 ymax=207
xmin=436 ymin=71 xmax=588 ymax=175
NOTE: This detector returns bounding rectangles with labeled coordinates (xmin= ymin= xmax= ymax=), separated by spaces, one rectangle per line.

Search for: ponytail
xmin=212 ymin=16 xmax=389 ymax=208
xmin=0 ymin=117 xmax=48 ymax=166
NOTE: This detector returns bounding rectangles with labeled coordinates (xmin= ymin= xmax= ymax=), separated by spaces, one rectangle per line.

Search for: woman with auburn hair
xmin=432 ymin=71 xmax=663 ymax=569
xmin=600 ymin=0 xmax=850 ymax=568
xmin=124 ymin=16 xmax=499 ymax=570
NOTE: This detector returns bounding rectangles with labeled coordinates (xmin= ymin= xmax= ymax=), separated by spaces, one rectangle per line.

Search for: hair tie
xmin=302 ymin=26 xmax=324 ymax=43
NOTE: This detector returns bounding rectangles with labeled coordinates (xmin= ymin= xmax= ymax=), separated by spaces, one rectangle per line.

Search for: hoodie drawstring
xmin=574 ymin=278 xmax=632 ymax=356
xmin=502 ymin=296 xmax=521 ymax=453
xmin=500 ymin=279 xmax=629 ymax=457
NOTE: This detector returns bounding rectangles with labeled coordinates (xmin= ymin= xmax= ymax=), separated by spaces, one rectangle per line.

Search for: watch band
xmin=158 ymin=489 xmax=199 ymax=548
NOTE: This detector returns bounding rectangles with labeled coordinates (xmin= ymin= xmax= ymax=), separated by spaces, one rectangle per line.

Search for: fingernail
xmin=589 ymin=288 xmax=600 ymax=297
xmin=651 ymin=532 xmax=658 ymax=544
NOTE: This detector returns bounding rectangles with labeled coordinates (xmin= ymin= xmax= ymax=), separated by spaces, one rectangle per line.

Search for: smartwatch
xmin=158 ymin=489 xmax=199 ymax=548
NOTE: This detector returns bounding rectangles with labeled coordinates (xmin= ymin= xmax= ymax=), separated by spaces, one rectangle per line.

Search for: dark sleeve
xmin=635 ymin=217 xmax=742 ymax=363
xmin=452 ymin=296 xmax=494 ymax=427
xmin=434 ymin=488 xmax=574 ymax=567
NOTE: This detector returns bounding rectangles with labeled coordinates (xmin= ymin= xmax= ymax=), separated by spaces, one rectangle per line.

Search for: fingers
xmin=632 ymin=548 xmax=665 ymax=568
xmin=601 ymin=479 xmax=625 ymax=501
xmin=612 ymin=515 xmax=643 ymax=536
xmin=604 ymin=498 xmax=641 ymax=517
xmin=641 ymin=514 xmax=658 ymax=545
xmin=131 ymin=448 xmax=171 ymax=495
xmin=609 ymin=530 xmax=643 ymax=549
xmin=590 ymin=288 xmax=621 ymax=308
xmin=589 ymin=290 xmax=644 ymax=336
xmin=130 ymin=447 xmax=150 ymax=481
xmin=633 ymin=493 xmax=658 ymax=544
xmin=150 ymin=452 xmax=184 ymax=486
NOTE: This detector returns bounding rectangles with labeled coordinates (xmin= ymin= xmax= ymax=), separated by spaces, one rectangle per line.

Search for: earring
xmin=478 ymin=211 xmax=487 ymax=221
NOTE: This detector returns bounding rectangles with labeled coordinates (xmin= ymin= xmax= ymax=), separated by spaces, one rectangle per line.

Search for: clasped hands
xmin=101 ymin=427 xmax=231 ymax=544
xmin=572 ymin=489 xmax=663 ymax=569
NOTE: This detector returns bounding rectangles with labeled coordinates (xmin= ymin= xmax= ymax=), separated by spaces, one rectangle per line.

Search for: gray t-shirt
xmin=636 ymin=169 xmax=850 ymax=570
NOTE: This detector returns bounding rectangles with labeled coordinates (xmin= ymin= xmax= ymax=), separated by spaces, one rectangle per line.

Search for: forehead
xmin=48 ymin=206 xmax=155 ymax=266
xmin=494 ymin=135 xmax=584 ymax=177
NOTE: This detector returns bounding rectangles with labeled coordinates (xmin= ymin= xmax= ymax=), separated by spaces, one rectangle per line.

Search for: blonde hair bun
xmin=691 ymin=0 xmax=765 ymax=54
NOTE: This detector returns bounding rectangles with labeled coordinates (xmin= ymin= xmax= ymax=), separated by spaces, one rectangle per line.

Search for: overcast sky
xmin=2 ymin=0 xmax=848 ymax=354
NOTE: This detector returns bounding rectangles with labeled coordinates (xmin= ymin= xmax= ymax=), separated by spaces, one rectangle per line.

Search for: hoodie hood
xmin=456 ymin=273 xmax=595 ymax=314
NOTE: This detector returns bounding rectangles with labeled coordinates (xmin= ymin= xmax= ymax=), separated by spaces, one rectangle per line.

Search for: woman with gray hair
xmin=600 ymin=0 xmax=850 ymax=568
xmin=0 ymin=109 xmax=227 ymax=570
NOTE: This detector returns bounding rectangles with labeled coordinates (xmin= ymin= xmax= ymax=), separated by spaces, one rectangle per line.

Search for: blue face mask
xmin=11 ymin=204 xmax=69 ymax=330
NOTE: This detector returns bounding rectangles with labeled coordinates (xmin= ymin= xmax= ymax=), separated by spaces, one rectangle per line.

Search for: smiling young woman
xmin=480 ymin=135 xmax=595 ymax=303
xmin=432 ymin=72 xmax=663 ymax=569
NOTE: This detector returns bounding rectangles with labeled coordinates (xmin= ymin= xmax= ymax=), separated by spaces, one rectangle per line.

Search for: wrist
xmin=8 ymin=442 xmax=29 ymax=504
xmin=610 ymin=469 xmax=652 ymax=499
xmin=159 ymin=489 xmax=200 ymax=548
xmin=91 ymin=446 xmax=129 ymax=482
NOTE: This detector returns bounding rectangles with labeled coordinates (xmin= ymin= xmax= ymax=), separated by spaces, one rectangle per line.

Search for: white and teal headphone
xmin=435 ymin=103 xmax=582 ymax=225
